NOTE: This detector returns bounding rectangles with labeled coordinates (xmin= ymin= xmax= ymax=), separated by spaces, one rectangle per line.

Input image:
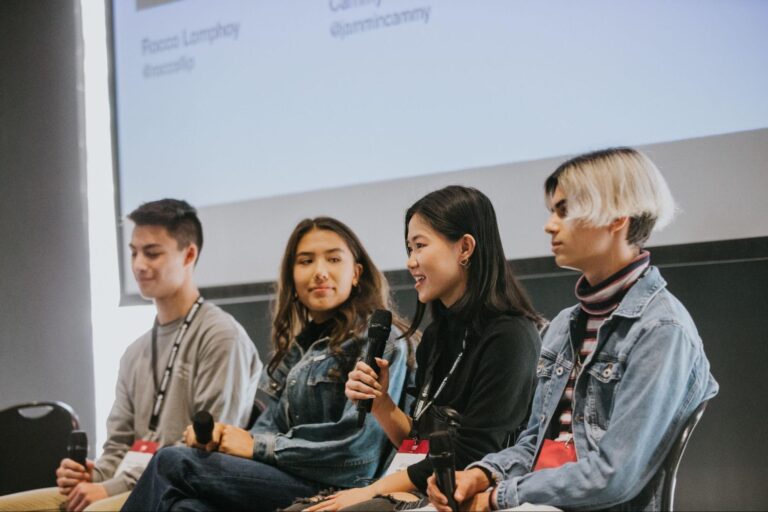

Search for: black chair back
xmin=660 ymin=399 xmax=708 ymax=511
xmin=0 ymin=401 xmax=80 ymax=495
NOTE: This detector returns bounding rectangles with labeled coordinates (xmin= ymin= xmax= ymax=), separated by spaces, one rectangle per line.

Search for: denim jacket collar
xmin=567 ymin=266 xmax=667 ymax=323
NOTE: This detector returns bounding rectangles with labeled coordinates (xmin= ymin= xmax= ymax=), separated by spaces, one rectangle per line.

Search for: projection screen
xmin=108 ymin=0 xmax=768 ymax=299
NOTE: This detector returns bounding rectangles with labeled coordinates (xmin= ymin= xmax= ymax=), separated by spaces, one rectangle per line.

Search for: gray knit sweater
xmin=91 ymin=301 xmax=262 ymax=496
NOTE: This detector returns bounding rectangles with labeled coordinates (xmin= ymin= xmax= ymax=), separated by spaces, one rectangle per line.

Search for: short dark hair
xmin=404 ymin=185 xmax=543 ymax=337
xmin=127 ymin=199 xmax=203 ymax=260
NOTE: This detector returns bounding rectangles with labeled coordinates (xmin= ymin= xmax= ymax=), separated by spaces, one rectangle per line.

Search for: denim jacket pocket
xmin=585 ymin=360 xmax=625 ymax=436
xmin=532 ymin=351 xmax=560 ymax=428
xmin=305 ymin=356 xmax=347 ymax=421
xmin=587 ymin=360 xmax=624 ymax=383
xmin=260 ymin=363 xmax=289 ymax=400
xmin=535 ymin=350 xmax=559 ymax=379
xmin=536 ymin=360 xmax=554 ymax=379
xmin=306 ymin=354 xmax=345 ymax=385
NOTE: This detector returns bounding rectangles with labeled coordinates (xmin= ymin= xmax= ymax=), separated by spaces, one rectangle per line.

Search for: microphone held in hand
xmin=356 ymin=309 xmax=393 ymax=428
xmin=68 ymin=430 xmax=88 ymax=468
xmin=429 ymin=430 xmax=458 ymax=512
xmin=193 ymin=411 xmax=214 ymax=445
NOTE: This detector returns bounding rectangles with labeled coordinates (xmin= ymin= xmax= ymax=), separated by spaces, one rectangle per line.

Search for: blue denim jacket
xmin=472 ymin=267 xmax=719 ymax=511
xmin=250 ymin=326 xmax=410 ymax=488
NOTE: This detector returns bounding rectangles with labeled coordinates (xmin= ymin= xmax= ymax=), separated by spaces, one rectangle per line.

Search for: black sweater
xmin=406 ymin=309 xmax=541 ymax=491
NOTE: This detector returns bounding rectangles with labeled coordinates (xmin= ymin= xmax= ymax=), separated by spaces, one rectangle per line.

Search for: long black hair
xmin=403 ymin=186 xmax=543 ymax=337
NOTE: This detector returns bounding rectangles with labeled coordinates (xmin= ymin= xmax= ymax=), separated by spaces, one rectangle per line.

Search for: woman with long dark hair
xmin=122 ymin=217 xmax=413 ymax=512
xmin=295 ymin=186 xmax=542 ymax=511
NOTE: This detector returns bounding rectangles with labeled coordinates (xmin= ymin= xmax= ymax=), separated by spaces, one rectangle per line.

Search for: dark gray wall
xmin=0 ymin=0 xmax=95 ymax=446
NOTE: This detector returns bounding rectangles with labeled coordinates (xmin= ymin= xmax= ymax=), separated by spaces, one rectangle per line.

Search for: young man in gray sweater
xmin=0 ymin=199 xmax=262 ymax=512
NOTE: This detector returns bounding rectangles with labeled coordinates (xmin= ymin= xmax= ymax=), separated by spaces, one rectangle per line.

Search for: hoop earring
xmin=460 ymin=258 xmax=470 ymax=268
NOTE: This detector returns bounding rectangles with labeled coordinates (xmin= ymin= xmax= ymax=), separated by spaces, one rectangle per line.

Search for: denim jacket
xmin=472 ymin=267 xmax=719 ymax=511
xmin=249 ymin=325 xmax=410 ymax=488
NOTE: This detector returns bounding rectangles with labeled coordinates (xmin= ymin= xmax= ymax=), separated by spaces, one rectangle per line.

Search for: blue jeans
xmin=122 ymin=446 xmax=327 ymax=512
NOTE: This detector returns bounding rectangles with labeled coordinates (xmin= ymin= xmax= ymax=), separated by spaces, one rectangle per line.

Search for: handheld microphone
xmin=67 ymin=430 xmax=88 ymax=468
xmin=193 ymin=411 xmax=214 ymax=445
xmin=429 ymin=430 xmax=458 ymax=512
xmin=356 ymin=309 xmax=392 ymax=428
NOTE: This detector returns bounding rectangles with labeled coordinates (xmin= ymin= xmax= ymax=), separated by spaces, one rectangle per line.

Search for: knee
xmin=153 ymin=446 xmax=196 ymax=478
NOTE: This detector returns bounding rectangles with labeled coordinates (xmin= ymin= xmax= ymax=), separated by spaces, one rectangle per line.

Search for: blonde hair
xmin=545 ymin=147 xmax=676 ymax=246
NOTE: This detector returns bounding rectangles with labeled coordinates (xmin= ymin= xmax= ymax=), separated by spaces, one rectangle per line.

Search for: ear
xmin=458 ymin=234 xmax=477 ymax=263
xmin=183 ymin=244 xmax=198 ymax=268
xmin=608 ymin=216 xmax=630 ymax=236
xmin=352 ymin=263 xmax=363 ymax=286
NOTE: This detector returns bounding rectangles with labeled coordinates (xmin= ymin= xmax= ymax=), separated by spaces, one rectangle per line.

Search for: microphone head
xmin=368 ymin=309 xmax=392 ymax=340
xmin=68 ymin=430 xmax=88 ymax=466
xmin=193 ymin=411 xmax=214 ymax=444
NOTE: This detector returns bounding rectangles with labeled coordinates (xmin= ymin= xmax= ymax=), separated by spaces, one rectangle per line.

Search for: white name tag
xmin=383 ymin=438 xmax=429 ymax=477
xmin=114 ymin=440 xmax=159 ymax=478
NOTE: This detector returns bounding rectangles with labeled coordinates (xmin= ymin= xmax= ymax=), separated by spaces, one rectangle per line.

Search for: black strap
xmin=148 ymin=296 xmax=204 ymax=432
xmin=412 ymin=330 xmax=467 ymax=424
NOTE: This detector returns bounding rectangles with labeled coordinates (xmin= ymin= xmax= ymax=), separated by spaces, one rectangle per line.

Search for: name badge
xmin=383 ymin=438 xmax=430 ymax=477
xmin=114 ymin=440 xmax=159 ymax=477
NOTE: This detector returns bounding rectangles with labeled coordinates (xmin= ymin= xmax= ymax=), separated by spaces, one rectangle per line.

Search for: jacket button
xmin=555 ymin=367 xmax=564 ymax=376
xmin=270 ymin=382 xmax=278 ymax=389
xmin=602 ymin=365 xmax=613 ymax=378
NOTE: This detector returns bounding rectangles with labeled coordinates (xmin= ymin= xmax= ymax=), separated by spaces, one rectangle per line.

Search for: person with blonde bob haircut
xmin=547 ymin=147 xmax=676 ymax=248
xmin=428 ymin=148 xmax=718 ymax=511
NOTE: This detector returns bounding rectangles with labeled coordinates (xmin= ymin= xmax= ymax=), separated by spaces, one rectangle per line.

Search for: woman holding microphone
xmin=295 ymin=186 xmax=542 ymax=511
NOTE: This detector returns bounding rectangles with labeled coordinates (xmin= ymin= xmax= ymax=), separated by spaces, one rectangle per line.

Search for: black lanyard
xmin=412 ymin=330 xmax=467 ymax=423
xmin=148 ymin=296 xmax=204 ymax=432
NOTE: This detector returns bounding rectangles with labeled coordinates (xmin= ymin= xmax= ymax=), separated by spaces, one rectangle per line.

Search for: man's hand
xmin=427 ymin=468 xmax=492 ymax=512
xmin=183 ymin=421 xmax=225 ymax=452
xmin=65 ymin=482 xmax=107 ymax=512
xmin=218 ymin=425 xmax=255 ymax=459
xmin=55 ymin=458 xmax=92 ymax=495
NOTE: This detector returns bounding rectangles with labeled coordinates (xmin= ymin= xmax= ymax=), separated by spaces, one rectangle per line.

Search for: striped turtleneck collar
xmin=576 ymin=251 xmax=651 ymax=316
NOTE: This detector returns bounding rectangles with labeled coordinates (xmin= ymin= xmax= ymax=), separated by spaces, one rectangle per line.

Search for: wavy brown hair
xmin=268 ymin=217 xmax=413 ymax=379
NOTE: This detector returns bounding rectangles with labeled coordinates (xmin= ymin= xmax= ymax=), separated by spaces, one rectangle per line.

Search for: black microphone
xmin=356 ymin=309 xmax=392 ymax=427
xmin=429 ymin=430 xmax=458 ymax=512
xmin=193 ymin=411 xmax=214 ymax=445
xmin=68 ymin=430 xmax=88 ymax=468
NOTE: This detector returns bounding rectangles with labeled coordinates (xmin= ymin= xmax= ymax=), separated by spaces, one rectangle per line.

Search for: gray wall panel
xmin=0 ymin=0 xmax=95 ymax=451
